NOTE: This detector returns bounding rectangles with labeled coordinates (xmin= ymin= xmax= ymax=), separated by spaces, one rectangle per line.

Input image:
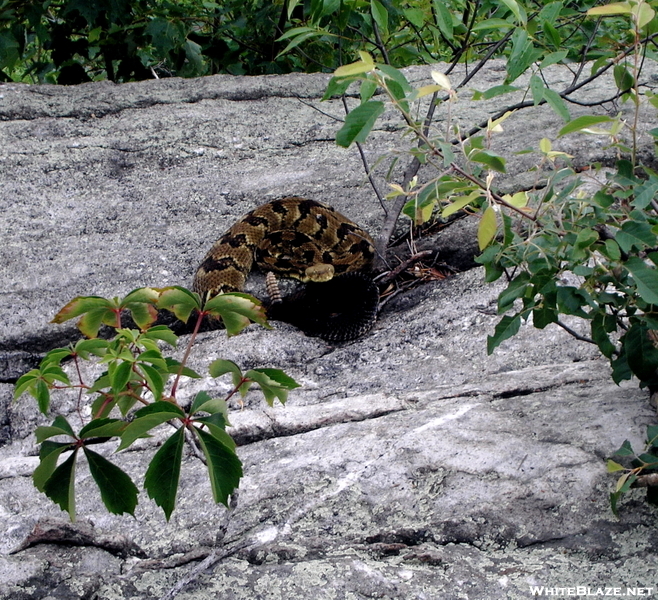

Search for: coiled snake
xmin=192 ymin=197 xmax=379 ymax=342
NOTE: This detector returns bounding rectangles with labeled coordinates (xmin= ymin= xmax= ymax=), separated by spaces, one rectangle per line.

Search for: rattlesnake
xmin=192 ymin=197 xmax=379 ymax=341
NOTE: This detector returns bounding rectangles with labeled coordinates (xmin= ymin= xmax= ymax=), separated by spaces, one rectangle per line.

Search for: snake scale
xmin=192 ymin=197 xmax=379 ymax=342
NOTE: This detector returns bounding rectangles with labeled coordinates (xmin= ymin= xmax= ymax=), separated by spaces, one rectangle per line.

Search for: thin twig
xmin=378 ymin=250 xmax=434 ymax=285
xmin=555 ymin=319 xmax=595 ymax=344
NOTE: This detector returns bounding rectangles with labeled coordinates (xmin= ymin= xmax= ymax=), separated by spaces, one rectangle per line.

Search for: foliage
xmin=608 ymin=425 xmax=658 ymax=515
xmin=321 ymin=1 xmax=658 ymax=512
xmin=1 ymin=0 xmax=644 ymax=84
xmin=14 ymin=286 xmax=298 ymax=520
xmin=1 ymin=0 xmax=295 ymax=83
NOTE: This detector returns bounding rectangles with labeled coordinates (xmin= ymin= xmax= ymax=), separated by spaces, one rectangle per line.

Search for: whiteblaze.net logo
xmin=529 ymin=588 xmax=654 ymax=597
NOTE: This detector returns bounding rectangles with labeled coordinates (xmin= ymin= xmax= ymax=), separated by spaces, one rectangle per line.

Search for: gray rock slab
xmin=1 ymin=64 xmax=657 ymax=598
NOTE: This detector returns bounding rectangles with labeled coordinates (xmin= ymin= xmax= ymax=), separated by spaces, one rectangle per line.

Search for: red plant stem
xmin=170 ymin=311 xmax=206 ymax=399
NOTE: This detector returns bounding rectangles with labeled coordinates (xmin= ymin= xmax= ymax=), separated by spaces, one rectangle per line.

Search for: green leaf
xmin=611 ymin=350 xmax=633 ymax=384
xmin=529 ymin=74 xmax=544 ymax=105
xmin=588 ymin=3 xmax=632 ymax=17
xmin=632 ymin=176 xmax=658 ymax=209
xmin=144 ymin=325 xmax=178 ymax=347
xmin=34 ymin=442 xmax=75 ymax=492
xmin=624 ymin=324 xmax=658 ymax=383
xmin=499 ymin=0 xmax=527 ymax=24
xmin=592 ymin=313 xmax=617 ymax=358
xmin=121 ymin=289 xmax=160 ymax=331
xmin=51 ymin=296 xmax=113 ymax=324
xmin=487 ymin=314 xmax=521 ymax=354
xmin=624 ymin=257 xmax=658 ymax=304
xmin=41 ymin=347 xmax=73 ymax=367
xmin=541 ymin=50 xmax=567 ymax=70
xmin=543 ymin=88 xmax=570 ymax=123
xmin=472 ymin=85 xmax=520 ymax=100
xmin=441 ymin=191 xmax=482 ymax=218
xmin=13 ymin=370 xmax=39 ymax=400
xmin=157 ymin=286 xmax=201 ymax=323
xmin=533 ymin=302 xmax=558 ymax=329
xmin=506 ymin=29 xmax=541 ymax=82
xmin=371 ymin=0 xmax=389 ymax=37
xmin=193 ymin=417 xmax=236 ymax=450
xmin=471 ymin=18 xmax=514 ymax=32
xmin=35 ymin=416 xmax=76 ymax=443
xmin=118 ymin=401 xmax=185 ymax=451
xmin=124 ymin=302 xmax=158 ymax=331
xmin=335 ymin=100 xmax=385 ymax=148
xmin=83 ymin=448 xmax=138 ymax=516
xmin=360 ymin=78 xmax=378 ymax=103
xmin=165 ymin=358 xmax=201 ymax=378
xmin=35 ymin=379 xmax=50 ymax=414
xmin=498 ymin=272 xmax=531 ymax=313
xmin=194 ymin=427 xmax=243 ymax=507
xmin=432 ymin=0 xmax=454 ymax=39
xmin=617 ymin=221 xmax=657 ymax=253
xmin=74 ymin=338 xmax=109 ymax=359
xmin=555 ymin=286 xmax=591 ymax=319
xmin=137 ymin=348 xmax=168 ymax=371
xmin=558 ymin=115 xmax=614 ymax=137
xmin=190 ymin=391 xmax=230 ymax=421
xmin=470 ymin=150 xmax=506 ymax=173
xmin=376 ymin=64 xmax=412 ymax=93
xmin=606 ymin=459 xmax=625 ymax=472
xmin=110 ymin=361 xmax=134 ymax=395
xmin=647 ymin=425 xmax=658 ymax=447
xmin=322 ymin=75 xmax=360 ymax=100
xmin=334 ymin=52 xmax=375 ymax=77
xmin=208 ymin=358 xmax=243 ymax=387
xmin=571 ymin=228 xmax=599 ymax=261
xmin=245 ymin=368 xmax=300 ymax=406
xmin=277 ymin=28 xmax=327 ymax=57
xmin=613 ymin=439 xmax=635 ymax=457
xmin=204 ymin=292 xmax=269 ymax=335
xmin=138 ymin=363 xmax=166 ymax=401
xmin=613 ymin=64 xmax=635 ymax=92
xmin=144 ymin=427 xmax=185 ymax=520
xmin=478 ymin=206 xmax=498 ymax=250
xmin=43 ymin=449 xmax=78 ymax=521
xmin=79 ymin=418 xmax=127 ymax=439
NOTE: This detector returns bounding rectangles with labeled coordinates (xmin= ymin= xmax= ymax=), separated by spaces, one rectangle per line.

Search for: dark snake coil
xmin=192 ymin=197 xmax=379 ymax=342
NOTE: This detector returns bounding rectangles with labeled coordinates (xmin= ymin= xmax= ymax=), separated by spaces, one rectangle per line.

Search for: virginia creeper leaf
xmin=33 ymin=441 xmax=74 ymax=492
xmin=43 ymin=449 xmax=77 ymax=521
xmin=144 ymin=427 xmax=185 ymax=520
xmin=194 ymin=427 xmax=243 ymax=507
xmin=84 ymin=447 xmax=138 ymax=516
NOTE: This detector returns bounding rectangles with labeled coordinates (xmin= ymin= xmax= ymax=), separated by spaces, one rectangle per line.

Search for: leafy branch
xmin=14 ymin=286 xmax=298 ymax=521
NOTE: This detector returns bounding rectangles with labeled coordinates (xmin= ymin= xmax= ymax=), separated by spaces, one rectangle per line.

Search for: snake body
xmin=192 ymin=197 xmax=378 ymax=341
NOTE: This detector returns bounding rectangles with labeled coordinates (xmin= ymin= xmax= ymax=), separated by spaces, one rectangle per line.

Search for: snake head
xmin=304 ymin=263 xmax=335 ymax=282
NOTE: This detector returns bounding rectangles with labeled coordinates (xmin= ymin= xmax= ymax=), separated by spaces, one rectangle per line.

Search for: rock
xmin=1 ymin=63 xmax=657 ymax=598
